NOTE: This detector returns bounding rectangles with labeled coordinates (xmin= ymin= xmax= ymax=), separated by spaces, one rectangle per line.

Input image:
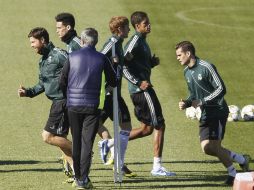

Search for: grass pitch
xmin=0 ymin=0 xmax=253 ymax=189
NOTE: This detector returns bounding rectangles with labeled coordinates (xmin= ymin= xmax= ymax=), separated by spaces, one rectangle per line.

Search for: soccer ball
xmin=241 ymin=105 xmax=254 ymax=121
xmin=227 ymin=105 xmax=241 ymax=122
xmin=185 ymin=107 xmax=197 ymax=120
xmin=195 ymin=107 xmax=201 ymax=121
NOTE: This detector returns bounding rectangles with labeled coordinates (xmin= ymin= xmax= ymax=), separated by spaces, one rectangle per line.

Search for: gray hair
xmin=80 ymin=28 xmax=98 ymax=47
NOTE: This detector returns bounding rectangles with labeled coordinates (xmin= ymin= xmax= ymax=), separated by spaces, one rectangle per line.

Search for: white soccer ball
xmin=227 ymin=105 xmax=241 ymax=121
xmin=241 ymin=105 xmax=254 ymax=121
xmin=195 ymin=107 xmax=201 ymax=121
xmin=185 ymin=107 xmax=197 ymax=120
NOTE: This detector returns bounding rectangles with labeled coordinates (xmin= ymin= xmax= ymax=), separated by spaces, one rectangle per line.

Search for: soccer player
xmin=59 ymin=27 xmax=117 ymax=189
xmin=55 ymin=12 xmax=81 ymax=178
xmin=17 ymin=27 xmax=73 ymax=181
xmin=97 ymin=16 xmax=136 ymax=176
xmin=123 ymin=11 xmax=175 ymax=176
xmin=176 ymin=40 xmax=250 ymax=186
xmin=55 ymin=12 xmax=81 ymax=53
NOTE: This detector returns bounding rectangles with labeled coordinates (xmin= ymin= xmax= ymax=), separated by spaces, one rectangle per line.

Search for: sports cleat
xmin=105 ymin=157 xmax=114 ymax=165
xmin=122 ymin=165 xmax=137 ymax=177
xmin=151 ymin=166 xmax=176 ymax=177
xmin=72 ymin=177 xmax=93 ymax=189
xmin=62 ymin=158 xmax=74 ymax=178
xmin=98 ymin=139 xmax=109 ymax=164
xmin=239 ymin=154 xmax=251 ymax=172
xmin=63 ymin=177 xmax=74 ymax=184
xmin=224 ymin=175 xmax=235 ymax=186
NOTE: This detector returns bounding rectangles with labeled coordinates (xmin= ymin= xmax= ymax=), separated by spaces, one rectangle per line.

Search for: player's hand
xmin=18 ymin=84 xmax=26 ymax=97
xmin=111 ymin=55 xmax=119 ymax=64
xmin=192 ymin=99 xmax=202 ymax=108
xmin=139 ymin=81 xmax=150 ymax=90
xmin=125 ymin=52 xmax=133 ymax=61
xmin=151 ymin=54 xmax=160 ymax=67
xmin=179 ymin=99 xmax=186 ymax=110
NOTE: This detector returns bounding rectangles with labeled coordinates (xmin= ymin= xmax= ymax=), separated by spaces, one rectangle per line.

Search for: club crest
xmin=198 ymin=74 xmax=202 ymax=80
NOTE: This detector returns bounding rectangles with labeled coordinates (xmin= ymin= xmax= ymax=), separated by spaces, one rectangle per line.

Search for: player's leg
xmin=129 ymin=91 xmax=153 ymax=140
xmin=97 ymin=95 xmax=114 ymax=164
xmin=117 ymin=97 xmax=137 ymax=177
xmin=42 ymin=130 xmax=72 ymax=163
xmin=199 ymin=118 xmax=236 ymax=186
xmin=42 ymin=99 xmax=73 ymax=176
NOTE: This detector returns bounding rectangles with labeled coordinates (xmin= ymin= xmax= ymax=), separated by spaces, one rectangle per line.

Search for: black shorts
xmin=100 ymin=95 xmax=131 ymax=124
xmin=130 ymin=88 xmax=165 ymax=129
xmin=44 ymin=99 xmax=69 ymax=136
xmin=199 ymin=117 xmax=227 ymax=141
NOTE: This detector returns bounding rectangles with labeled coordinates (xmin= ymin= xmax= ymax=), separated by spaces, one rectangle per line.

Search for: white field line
xmin=175 ymin=7 xmax=254 ymax=32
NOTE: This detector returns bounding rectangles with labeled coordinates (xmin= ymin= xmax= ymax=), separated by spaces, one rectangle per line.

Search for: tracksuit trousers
xmin=68 ymin=107 xmax=99 ymax=180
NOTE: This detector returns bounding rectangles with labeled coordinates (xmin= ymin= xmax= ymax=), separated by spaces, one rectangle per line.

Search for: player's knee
xmin=42 ymin=131 xmax=53 ymax=144
xmin=202 ymin=143 xmax=215 ymax=156
xmin=144 ymin=126 xmax=153 ymax=135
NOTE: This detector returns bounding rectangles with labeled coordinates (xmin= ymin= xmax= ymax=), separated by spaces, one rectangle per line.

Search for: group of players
xmin=17 ymin=11 xmax=251 ymax=189
xmin=18 ymin=11 xmax=174 ymax=189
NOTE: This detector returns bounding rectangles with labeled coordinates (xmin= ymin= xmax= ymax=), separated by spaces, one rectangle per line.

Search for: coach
xmin=60 ymin=27 xmax=116 ymax=189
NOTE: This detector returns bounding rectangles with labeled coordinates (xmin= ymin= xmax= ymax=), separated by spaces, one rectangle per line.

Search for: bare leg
xmin=42 ymin=130 xmax=73 ymax=166
xmin=153 ymin=125 xmax=165 ymax=157
xmin=129 ymin=122 xmax=153 ymax=140
xmin=201 ymin=140 xmax=233 ymax=167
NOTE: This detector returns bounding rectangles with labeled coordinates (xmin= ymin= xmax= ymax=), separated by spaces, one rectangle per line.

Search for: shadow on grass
xmin=0 ymin=168 xmax=62 ymax=173
xmin=126 ymin=160 xmax=221 ymax=166
xmin=0 ymin=160 xmax=62 ymax=173
xmin=0 ymin=160 xmax=59 ymax=165
xmin=93 ymin=172 xmax=228 ymax=189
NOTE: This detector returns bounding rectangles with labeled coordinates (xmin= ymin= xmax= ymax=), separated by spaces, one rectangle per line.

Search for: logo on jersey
xmin=47 ymin=56 xmax=52 ymax=63
xmin=198 ymin=74 xmax=202 ymax=80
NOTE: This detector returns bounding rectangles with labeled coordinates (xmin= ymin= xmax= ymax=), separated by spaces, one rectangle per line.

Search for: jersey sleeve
xmin=201 ymin=64 xmax=226 ymax=105
xmin=25 ymin=73 xmax=45 ymax=98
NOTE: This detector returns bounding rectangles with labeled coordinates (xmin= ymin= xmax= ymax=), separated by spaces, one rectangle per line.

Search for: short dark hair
xmin=175 ymin=41 xmax=196 ymax=56
xmin=28 ymin=27 xmax=49 ymax=43
xmin=55 ymin=12 xmax=75 ymax=29
xmin=130 ymin=11 xmax=148 ymax=28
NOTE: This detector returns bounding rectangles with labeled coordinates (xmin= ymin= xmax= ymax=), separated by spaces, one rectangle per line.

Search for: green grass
xmin=0 ymin=0 xmax=254 ymax=189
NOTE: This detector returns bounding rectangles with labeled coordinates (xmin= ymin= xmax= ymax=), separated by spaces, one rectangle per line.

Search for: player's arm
xmin=201 ymin=64 xmax=226 ymax=106
xmin=151 ymin=54 xmax=160 ymax=68
xmin=104 ymin=56 xmax=117 ymax=88
xmin=179 ymin=84 xmax=195 ymax=110
xmin=123 ymin=38 xmax=150 ymax=90
xmin=20 ymin=78 xmax=45 ymax=98
xmin=59 ymin=59 xmax=70 ymax=98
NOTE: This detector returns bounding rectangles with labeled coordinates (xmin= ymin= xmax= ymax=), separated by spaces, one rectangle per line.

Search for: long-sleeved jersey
xmin=25 ymin=42 xmax=68 ymax=101
xmin=62 ymin=30 xmax=82 ymax=53
xmin=100 ymin=35 xmax=122 ymax=95
xmin=66 ymin=35 xmax=81 ymax=53
xmin=123 ymin=32 xmax=155 ymax=94
xmin=184 ymin=58 xmax=229 ymax=121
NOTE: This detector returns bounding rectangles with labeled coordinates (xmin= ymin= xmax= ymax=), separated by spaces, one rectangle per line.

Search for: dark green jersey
xmin=25 ymin=42 xmax=68 ymax=101
xmin=184 ymin=58 xmax=229 ymax=121
xmin=123 ymin=32 xmax=153 ymax=94
xmin=66 ymin=36 xmax=81 ymax=53
xmin=101 ymin=35 xmax=123 ymax=95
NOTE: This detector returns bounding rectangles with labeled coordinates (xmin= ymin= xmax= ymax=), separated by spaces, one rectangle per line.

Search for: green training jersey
xmin=184 ymin=58 xmax=229 ymax=121
xmin=66 ymin=36 xmax=81 ymax=53
xmin=25 ymin=42 xmax=68 ymax=101
xmin=101 ymin=35 xmax=123 ymax=95
xmin=123 ymin=32 xmax=153 ymax=94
